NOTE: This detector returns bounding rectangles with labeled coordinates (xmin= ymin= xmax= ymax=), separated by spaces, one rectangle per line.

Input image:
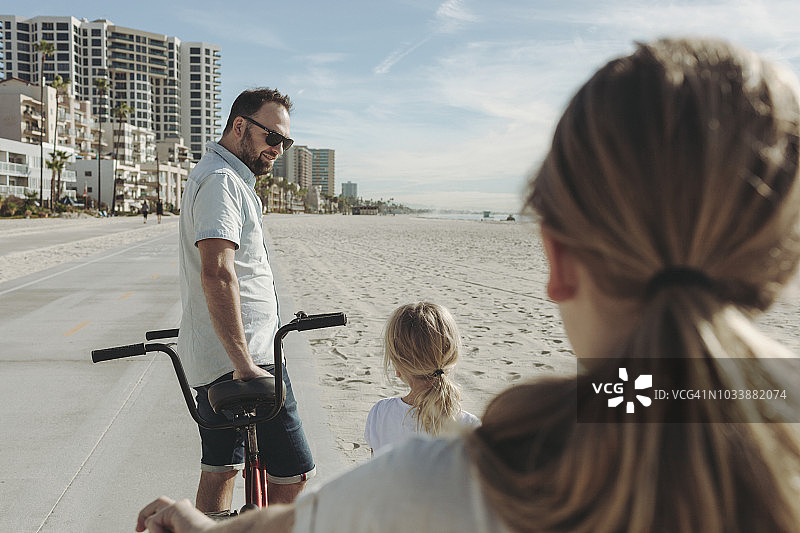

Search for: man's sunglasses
xmin=241 ymin=116 xmax=294 ymax=150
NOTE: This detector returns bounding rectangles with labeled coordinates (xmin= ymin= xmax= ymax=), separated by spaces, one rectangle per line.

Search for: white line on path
xmin=34 ymin=357 xmax=157 ymax=533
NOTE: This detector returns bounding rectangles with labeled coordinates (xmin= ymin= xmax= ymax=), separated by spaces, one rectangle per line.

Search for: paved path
xmin=0 ymin=218 xmax=346 ymax=532
xmin=0 ymin=216 xmax=162 ymax=255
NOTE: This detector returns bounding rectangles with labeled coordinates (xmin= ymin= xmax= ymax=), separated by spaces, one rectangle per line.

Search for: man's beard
xmin=239 ymin=127 xmax=273 ymax=176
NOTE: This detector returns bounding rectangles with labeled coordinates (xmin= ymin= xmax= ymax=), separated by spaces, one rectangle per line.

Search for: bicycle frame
xmin=92 ymin=311 xmax=346 ymax=512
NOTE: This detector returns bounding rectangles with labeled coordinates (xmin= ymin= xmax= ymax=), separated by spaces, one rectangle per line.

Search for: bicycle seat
xmin=208 ymin=377 xmax=278 ymax=414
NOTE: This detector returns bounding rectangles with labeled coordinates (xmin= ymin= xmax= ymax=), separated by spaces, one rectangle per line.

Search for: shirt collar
xmin=206 ymin=141 xmax=255 ymax=188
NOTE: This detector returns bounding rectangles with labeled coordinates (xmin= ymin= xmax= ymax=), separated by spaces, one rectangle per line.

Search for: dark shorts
xmin=194 ymin=365 xmax=315 ymax=484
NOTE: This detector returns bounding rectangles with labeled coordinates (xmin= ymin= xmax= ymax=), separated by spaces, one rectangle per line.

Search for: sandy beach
xmin=262 ymin=213 xmax=800 ymax=466
xmin=264 ymin=214 xmax=575 ymax=464
xmin=2 ymin=212 xmax=799 ymax=470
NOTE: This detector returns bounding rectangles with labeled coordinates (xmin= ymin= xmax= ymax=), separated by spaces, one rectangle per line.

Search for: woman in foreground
xmin=137 ymin=37 xmax=800 ymax=533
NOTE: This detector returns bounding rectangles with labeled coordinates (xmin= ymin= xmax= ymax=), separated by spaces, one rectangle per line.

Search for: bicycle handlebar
xmin=145 ymin=328 xmax=180 ymax=341
xmin=293 ymin=312 xmax=347 ymax=331
xmin=91 ymin=342 xmax=147 ymax=362
xmin=91 ymin=311 xmax=347 ymax=430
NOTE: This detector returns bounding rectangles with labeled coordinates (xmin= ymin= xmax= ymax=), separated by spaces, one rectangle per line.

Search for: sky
xmin=6 ymin=0 xmax=800 ymax=212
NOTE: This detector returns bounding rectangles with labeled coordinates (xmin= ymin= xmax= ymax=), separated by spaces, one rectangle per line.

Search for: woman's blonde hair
xmin=384 ymin=302 xmax=463 ymax=435
xmin=468 ymin=38 xmax=800 ymax=532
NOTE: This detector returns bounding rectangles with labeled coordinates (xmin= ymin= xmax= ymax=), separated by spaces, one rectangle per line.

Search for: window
xmin=190 ymin=47 xmax=200 ymax=53
xmin=190 ymin=56 xmax=200 ymax=63
xmin=84 ymin=170 xmax=92 ymax=176
xmin=92 ymin=58 xmax=101 ymax=66
xmin=57 ymin=52 xmax=69 ymax=60
xmin=190 ymin=74 xmax=200 ymax=81
xmin=42 ymin=23 xmax=54 ymax=30
xmin=57 ymin=43 xmax=68 ymax=51
xmin=91 ymin=38 xmax=101 ymax=46
xmin=92 ymin=48 xmax=101 ymax=56
xmin=91 ymin=29 xmax=102 ymax=36
xmin=42 ymin=32 xmax=54 ymax=40
xmin=57 ymin=22 xmax=68 ymax=31
xmin=56 ymin=32 xmax=69 ymax=41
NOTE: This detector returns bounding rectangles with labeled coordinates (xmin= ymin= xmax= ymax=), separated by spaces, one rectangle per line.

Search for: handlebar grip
xmin=295 ymin=312 xmax=347 ymax=331
xmin=92 ymin=343 xmax=147 ymax=363
xmin=146 ymin=328 xmax=179 ymax=340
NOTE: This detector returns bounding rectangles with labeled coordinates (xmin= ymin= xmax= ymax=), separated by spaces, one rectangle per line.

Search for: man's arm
xmin=136 ymin=497 xmax=295 ymax=533
xmin=198 ymin=238 xmax=269 ymax=380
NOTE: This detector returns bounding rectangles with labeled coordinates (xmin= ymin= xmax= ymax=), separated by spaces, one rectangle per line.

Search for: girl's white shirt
xmin=364 ymin=396 xmax=480 ymax=454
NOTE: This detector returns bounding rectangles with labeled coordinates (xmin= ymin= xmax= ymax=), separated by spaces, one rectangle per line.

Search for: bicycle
xmin=91 ymin=311 xmax=347 ymax=515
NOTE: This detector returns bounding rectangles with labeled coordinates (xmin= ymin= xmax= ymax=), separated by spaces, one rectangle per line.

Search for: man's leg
xmin=196 ymin=470 xmax=237 ymax=513
xmin=267 ymin=480 xmax=306 ymax=505
xmin=258 ymin=366 xmax=315 ymax=504
xmin=193 ymin=375 xmax=244 ymax=515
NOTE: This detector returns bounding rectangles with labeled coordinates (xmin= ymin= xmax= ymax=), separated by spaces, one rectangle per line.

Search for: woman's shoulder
xmin=293 ymin=437 xmax=509 ymax=532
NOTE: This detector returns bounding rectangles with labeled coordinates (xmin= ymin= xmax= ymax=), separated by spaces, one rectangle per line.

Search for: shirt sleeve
xmin=364 ymin=401 xmax=379 ymax=449
xmin=192 ymin=170 xmax=243 ymax=248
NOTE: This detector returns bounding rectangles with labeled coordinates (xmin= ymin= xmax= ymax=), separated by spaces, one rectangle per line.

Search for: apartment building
xmin=310 ymin=148 xmax=335 ymax=198
xmin=273 ymin=144 xmax=313 ymax=190
xmin=0 ymin=14 xmax=221 ymax=161
xmin=0 ymin=136 xmax=76 ymax=201
xmin=0 ymin=77 xmax=56 ymax=144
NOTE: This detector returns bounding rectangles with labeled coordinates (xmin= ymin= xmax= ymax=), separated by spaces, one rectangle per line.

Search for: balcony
xmin=0 ymin=161 xmax=30 ymax=177
xmin=109 ymin=42 xmax=134 ymax=51
xmin=0 ymin=184 xmax=29 ymax=197
xmin=110 ymin=32 xmax=135 ymax=42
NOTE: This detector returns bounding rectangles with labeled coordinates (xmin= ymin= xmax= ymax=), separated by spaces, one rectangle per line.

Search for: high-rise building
xmin=341 ymin=181 xmax=357 ymax=199
xmin=273 ymin=145 xmax=312 ymax=190
xmin=310 ymin=148 xmax=335 ymax=198
xmin=0 ymin=15 xmax=221 ymax=161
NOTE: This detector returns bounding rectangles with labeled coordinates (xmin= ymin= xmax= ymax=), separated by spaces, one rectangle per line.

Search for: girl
xmin=365 ymin=302 xmax=479 ymax=454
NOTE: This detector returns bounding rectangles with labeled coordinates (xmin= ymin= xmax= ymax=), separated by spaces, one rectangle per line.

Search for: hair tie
xmin=430 ymin=369 xmax=445 ymax=378
xmin=645 ymin=266 xmax=713 ymax=298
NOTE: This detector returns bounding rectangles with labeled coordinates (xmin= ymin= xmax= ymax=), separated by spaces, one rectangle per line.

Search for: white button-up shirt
xmin=178 ymin=141 xmax=279 ymax=387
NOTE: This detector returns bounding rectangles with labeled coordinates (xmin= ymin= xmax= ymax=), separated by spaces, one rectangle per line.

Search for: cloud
xmin=434 ymin=0 xmax=479 ymax=34
xmin=373 ymin=0 xmax=479 ymax=75
xmin=373 ymin=37 xmax=432 ymax=75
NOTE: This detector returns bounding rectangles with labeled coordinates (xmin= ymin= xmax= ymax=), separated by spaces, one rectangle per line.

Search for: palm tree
xmin=46 ymin=150 xmax=69 ymax=206
xmin=110 ymin=102 xmax=132 ymax=215
xmin=112 ymin=102 xmax=132 ymax=163
xmin=33 ymin=40 xmax=54 ymax=209
xmin=94 ymin=77 xmax=110 ymax=210
xmin=50 ymin=75 xmax=70 ymax=200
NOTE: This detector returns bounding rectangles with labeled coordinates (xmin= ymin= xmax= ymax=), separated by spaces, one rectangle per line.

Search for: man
xmin=177 ymin=88 xmax=313 ymax=516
